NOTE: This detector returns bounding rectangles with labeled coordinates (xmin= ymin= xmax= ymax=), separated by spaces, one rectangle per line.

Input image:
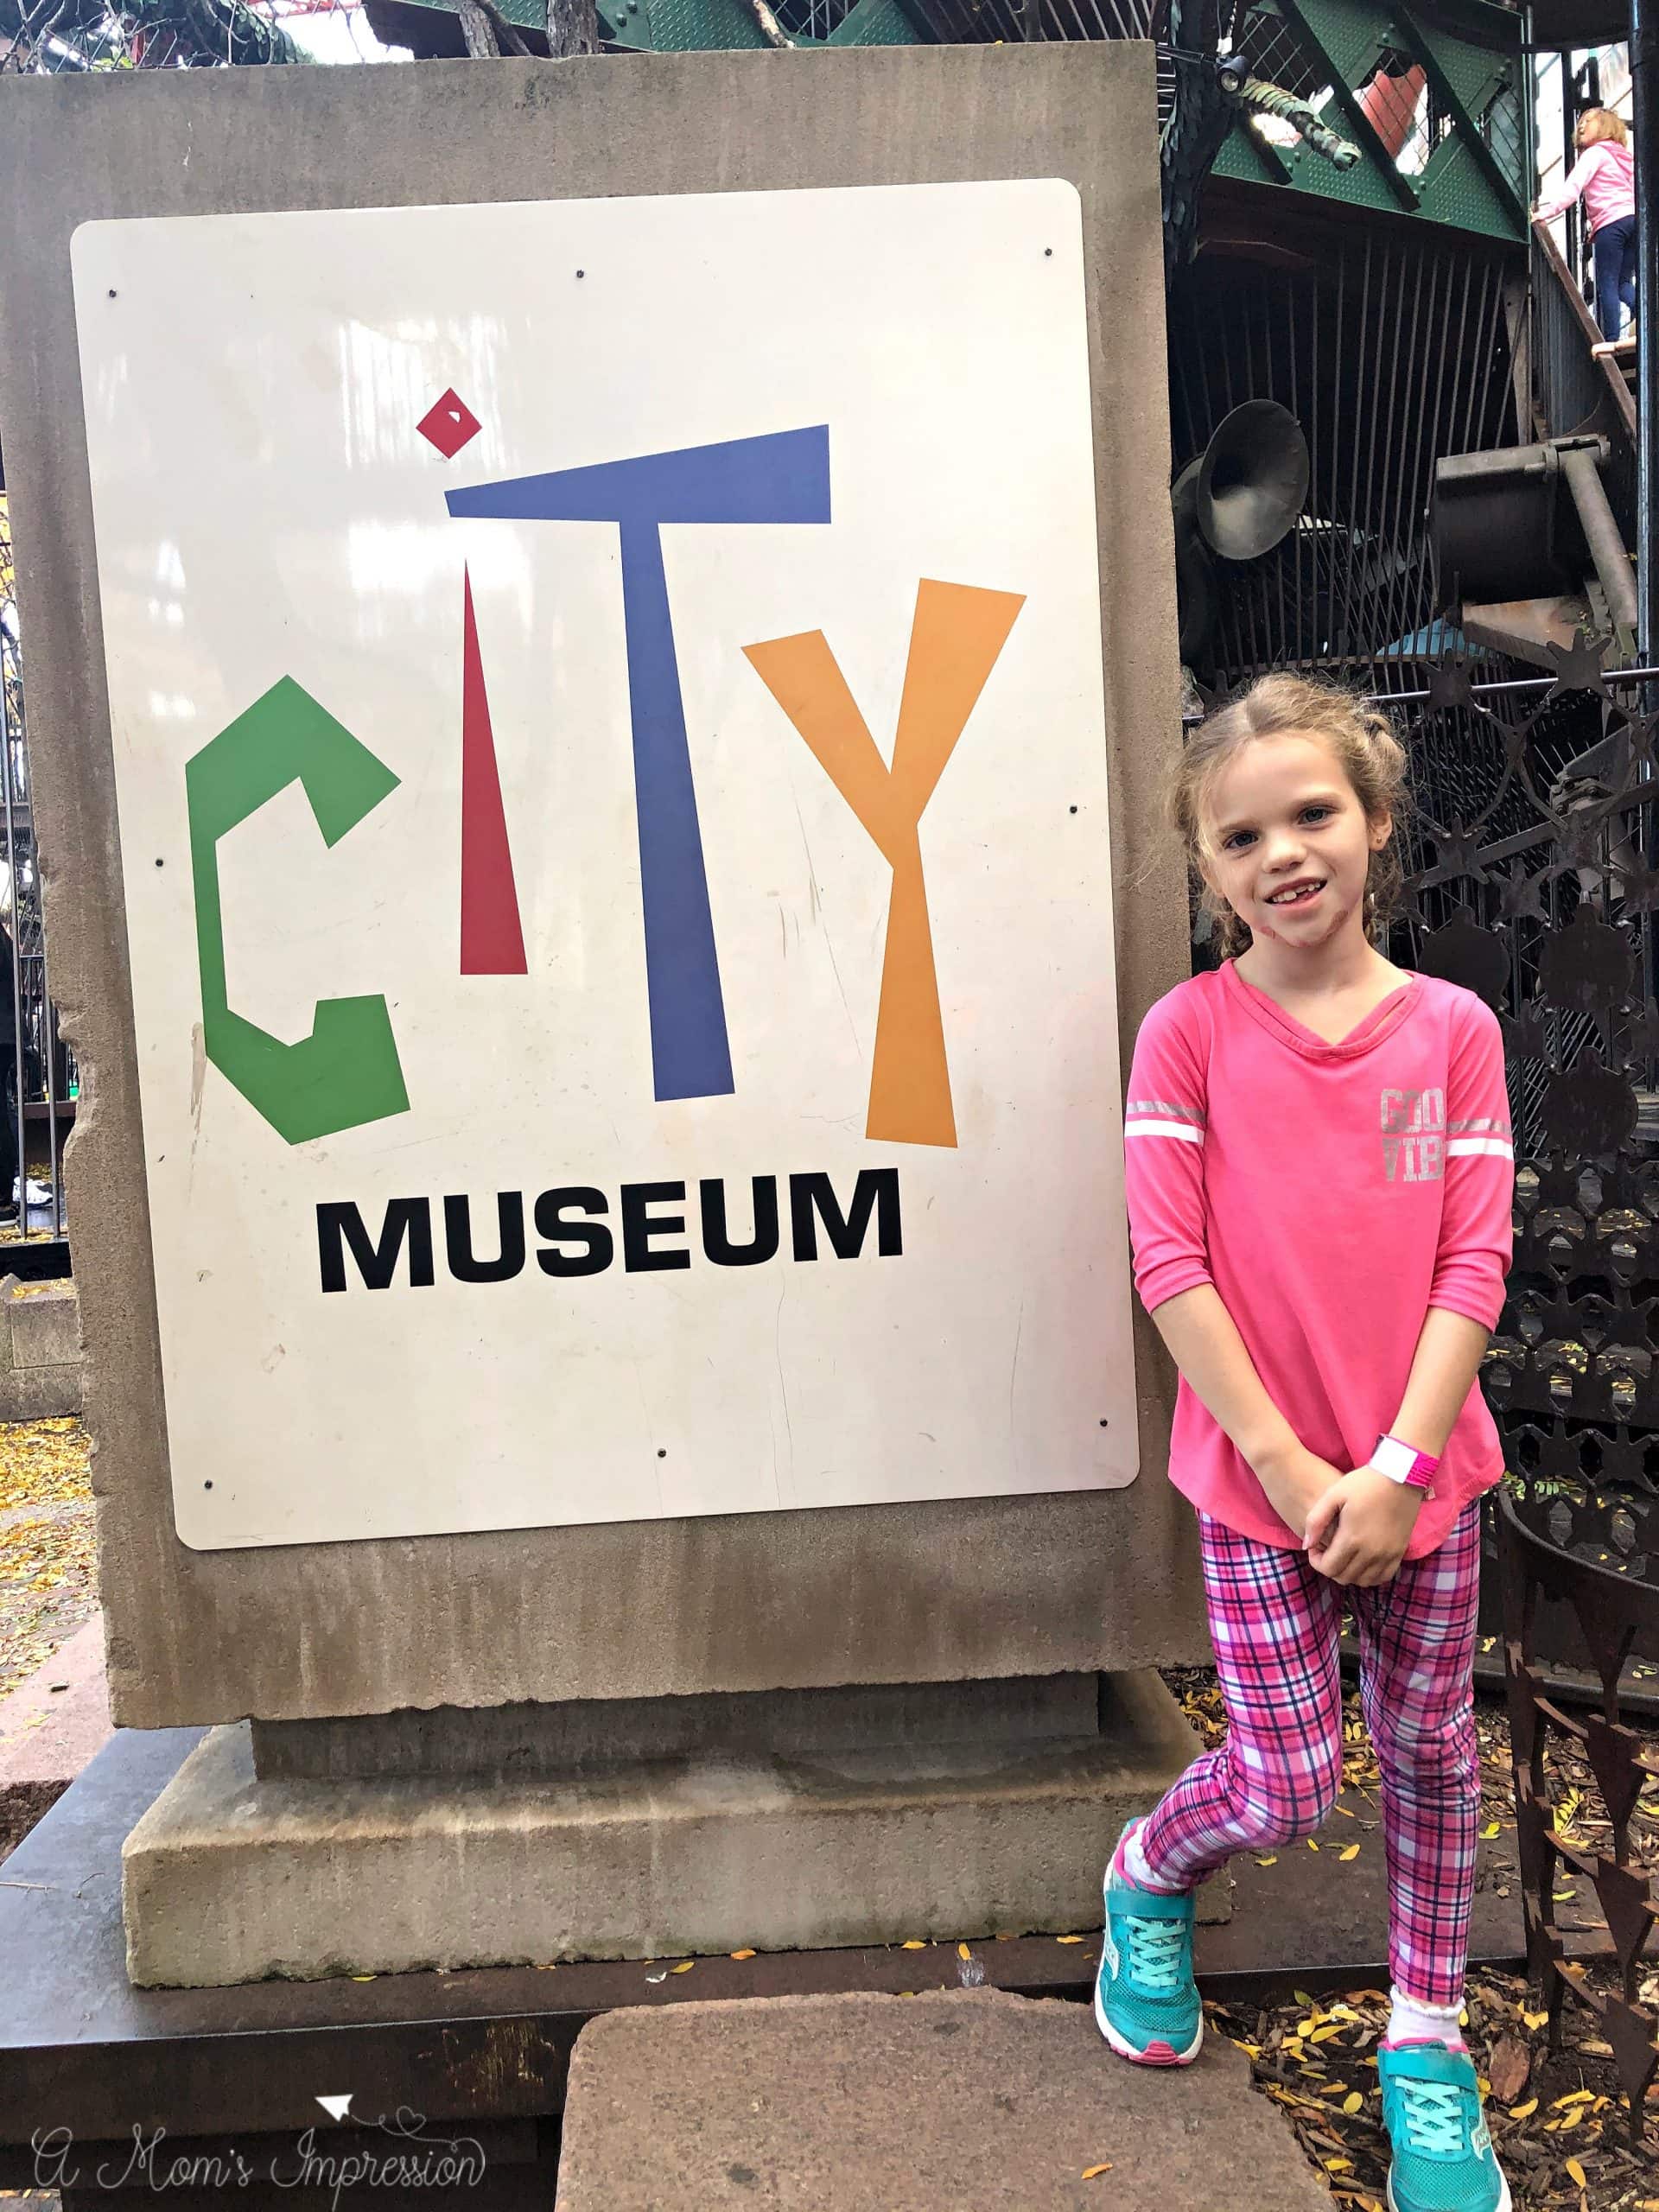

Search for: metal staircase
xmin=1427 ymin=216 xmax=1641 ymax=669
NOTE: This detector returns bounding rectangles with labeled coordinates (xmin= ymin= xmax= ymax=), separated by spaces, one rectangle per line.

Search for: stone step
xmin=554 ymin=1987 xmax=1333 ymax=2211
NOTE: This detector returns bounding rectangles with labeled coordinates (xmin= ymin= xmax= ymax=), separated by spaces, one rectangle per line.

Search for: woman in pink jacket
xmin=1535 ymin=108 xmax=1637 ymax=342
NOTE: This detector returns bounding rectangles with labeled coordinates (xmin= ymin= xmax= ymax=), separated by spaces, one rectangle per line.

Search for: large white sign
xmin=72 ymin=180 xmax=1136 ymax=1549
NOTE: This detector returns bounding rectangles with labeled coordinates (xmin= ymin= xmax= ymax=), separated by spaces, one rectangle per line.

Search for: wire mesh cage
xmin=1167 ymin=226 xmax=1520 ymax=693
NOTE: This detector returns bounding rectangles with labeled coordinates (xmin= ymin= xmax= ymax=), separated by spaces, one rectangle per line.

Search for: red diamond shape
xmin=417 ymin=388 xmax=481 ymax=460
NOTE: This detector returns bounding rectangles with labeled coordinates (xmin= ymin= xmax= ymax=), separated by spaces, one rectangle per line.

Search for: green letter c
xmin=186 ymin=676 xmax=410 ymax=1145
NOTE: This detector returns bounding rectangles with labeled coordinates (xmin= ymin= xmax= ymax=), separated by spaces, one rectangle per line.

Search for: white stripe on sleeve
xmin=1445 ymin=1136 xmax=1514 ymax=1160
xmin=1124 ymin=1119 xmax=1205 ymax=1145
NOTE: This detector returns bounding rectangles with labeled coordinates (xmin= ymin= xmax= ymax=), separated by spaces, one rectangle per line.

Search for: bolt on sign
xmin=72 ymin=180 xmax=1137 ymax=1548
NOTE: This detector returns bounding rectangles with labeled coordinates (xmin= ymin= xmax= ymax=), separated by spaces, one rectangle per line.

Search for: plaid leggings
xmin=1139 ymin=1501 xmax=1484 ymax=2006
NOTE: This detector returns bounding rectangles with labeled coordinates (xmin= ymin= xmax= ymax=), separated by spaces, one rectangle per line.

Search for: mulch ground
xmin=0 ymin=1416 xmax=94 ymax=1704
xmin=1166 ymin=1667 xmax=1659 ymax=2211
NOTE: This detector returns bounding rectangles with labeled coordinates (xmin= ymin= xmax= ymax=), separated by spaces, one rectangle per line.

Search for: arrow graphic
xmin=315 ymin=2094 xmax=353 ymax=2122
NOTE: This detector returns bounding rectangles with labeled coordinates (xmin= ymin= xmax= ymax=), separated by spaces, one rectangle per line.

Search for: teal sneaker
xmin=1378 ymin=2041 xmax=1511 ymax=2212
xmin=1093 ymin=1820 xmax=1203 ymax=2066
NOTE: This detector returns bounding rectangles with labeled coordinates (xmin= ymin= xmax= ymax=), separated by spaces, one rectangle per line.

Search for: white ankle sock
xmin=1386 ymin=1988 xmax=1465 ymax=2050
xmin=1122 ymin=1822 xmax=1187 ymax=1895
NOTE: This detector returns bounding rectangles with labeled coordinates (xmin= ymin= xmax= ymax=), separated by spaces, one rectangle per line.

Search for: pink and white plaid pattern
xmin=1139 ymin=1502 xmax=1483 ymax=2006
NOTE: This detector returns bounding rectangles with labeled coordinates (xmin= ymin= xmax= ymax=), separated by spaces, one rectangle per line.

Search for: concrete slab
xmin=0 ymin=1614 xmax=111 ymax=1783
xmin=122 ymin=1670 xmax=1224 ymax=1988
xmin=6 ymin=1279 xmax=82 ymax=1370
xmin=553 ymin=1987 xmax=1332 ymax=2211
xmin=0 ymin=1275 xmax=82 ymax=1421
xmin=0 ymin=1615 xmax=111 ymax=1863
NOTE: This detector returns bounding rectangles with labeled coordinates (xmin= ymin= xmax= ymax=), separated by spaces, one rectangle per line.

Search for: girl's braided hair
xmin=1168 ymin=673 xmax=1409 ymax=961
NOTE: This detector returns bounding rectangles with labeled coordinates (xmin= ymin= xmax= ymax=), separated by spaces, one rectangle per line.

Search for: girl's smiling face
xmin=1200 ymin=731 xmax=1392 ymax=951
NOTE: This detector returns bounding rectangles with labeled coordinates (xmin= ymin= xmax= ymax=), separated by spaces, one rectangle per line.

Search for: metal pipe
xmin=1560 ymin=442 xmax=1642 ymax=633
xmin=1180 ymin=664 xmax=1659 ymax=723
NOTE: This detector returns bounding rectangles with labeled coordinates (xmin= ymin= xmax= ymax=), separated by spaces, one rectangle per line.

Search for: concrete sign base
xmin=122 ymin=1671 xmax=1221 ymax=1988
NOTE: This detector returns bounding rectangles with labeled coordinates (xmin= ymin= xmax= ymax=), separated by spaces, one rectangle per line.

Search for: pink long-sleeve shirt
xmin=1123 ymin=962 xmax=1514 ymax=1559
xmin=1537 ymin=139 xmax=1636 ymax=235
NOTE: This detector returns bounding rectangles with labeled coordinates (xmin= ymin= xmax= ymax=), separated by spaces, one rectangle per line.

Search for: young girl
xmin=1535 ymin=107 xmax=1637 ymax=343
xmin=1096 ymin=676 xmax=1514 ymax=2212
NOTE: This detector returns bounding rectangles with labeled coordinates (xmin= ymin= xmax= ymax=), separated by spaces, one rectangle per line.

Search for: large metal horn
xmin=1173 ymin=402 xmax=1310 ymax=664
xmin=1197 ymin=400 xmax=1311 ymax=561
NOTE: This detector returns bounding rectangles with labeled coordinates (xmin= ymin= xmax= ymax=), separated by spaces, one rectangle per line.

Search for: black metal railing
xmin=1529 ymin=219 xmax=1638 ymax=553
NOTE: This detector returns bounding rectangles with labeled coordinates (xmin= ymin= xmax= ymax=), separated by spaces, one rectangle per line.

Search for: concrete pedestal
xmin=122 ymin=1670 xmax=1223 ymax=1988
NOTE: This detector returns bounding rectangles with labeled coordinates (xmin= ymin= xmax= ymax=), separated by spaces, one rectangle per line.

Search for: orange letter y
xmin=744 ymin=580 xmax=1023 ymax=1147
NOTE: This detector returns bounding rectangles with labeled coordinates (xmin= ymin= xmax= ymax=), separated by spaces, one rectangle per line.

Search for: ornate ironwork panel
xmin=1392 ymin=646 xmax=1659 ymax=1510
xmin=1497 ymin=1482 xmax=1659 ymax=2144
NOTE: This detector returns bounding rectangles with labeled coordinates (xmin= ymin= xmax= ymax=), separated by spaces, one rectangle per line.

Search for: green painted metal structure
xmin=1214 ymin=2 xmax=1527 ymax=242
xmin=597 ymin=0 xmax=920 ymax=48
xmin=371 ymin=0 xmax=1528 ymax=245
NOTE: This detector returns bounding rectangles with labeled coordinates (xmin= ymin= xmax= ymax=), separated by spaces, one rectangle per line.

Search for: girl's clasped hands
xmin=1254 ymin=1440 xmax=1423 ymax=1587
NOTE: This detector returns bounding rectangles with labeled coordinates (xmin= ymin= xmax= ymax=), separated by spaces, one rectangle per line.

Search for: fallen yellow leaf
xmin=1507 ymin=2098 xmax=1538 ymax=2120
xmin=1339 ymin=1843 xmax=1360 ymax=1862
xmin=671 ymin=1960 xmax=695 ymax=1974
xmin=1481 ymin=1821 xmax=1502 ymax=1839
xmin=349 ymin=1974 xmax=376 ymax=1982
xmin=730 ymin=1948 xmax=756 ymax=1961
xmin=1307 ymin=1839 xmax=1320 ymax=1852
xmin=1343 ymin=2092 xmax=1363 ymax=2114
xmin=1255 ymin=1854 xmax=1278 ymax=1866
xmin=1554 ymin=2091 xmax=1595 ymax=2108
xmin=957 ymin=1942 xmax=973 ymax=1961
xmin=1522 ymin=2009 xmax=1550 ymax=2030
xmin=1324 ymin=2157 xmax=1353 ymax=2174
xmin=901 ymin=1940 xmax=927 ymax=1950
xmin=1566 ymin=2157 xmax=1587 ymax=2189
xmin=1056 ymin=1935 xmax=1086 ymax=1945
xmin=1081 ymin=2164 xmax=1113 ymax=2180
